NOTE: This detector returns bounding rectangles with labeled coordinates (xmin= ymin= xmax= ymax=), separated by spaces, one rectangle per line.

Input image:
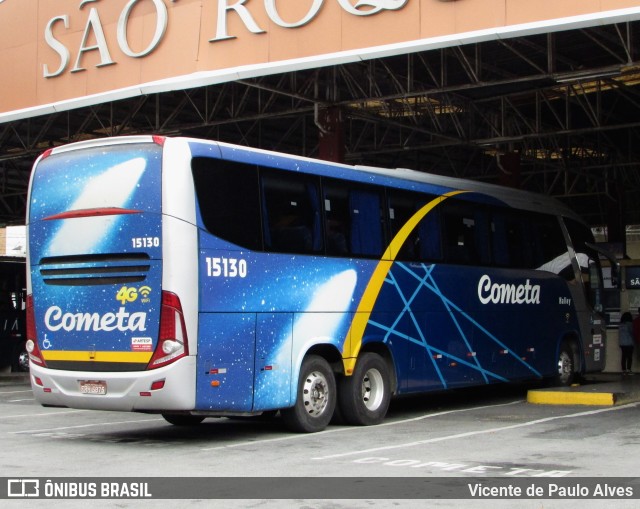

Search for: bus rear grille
xmin=39 ymin=254 xmax=151 ymax=286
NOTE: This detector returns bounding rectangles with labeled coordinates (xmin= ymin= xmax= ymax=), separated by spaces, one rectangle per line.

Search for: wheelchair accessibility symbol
xmin=42 ymin=334 xmax=52 ymax=350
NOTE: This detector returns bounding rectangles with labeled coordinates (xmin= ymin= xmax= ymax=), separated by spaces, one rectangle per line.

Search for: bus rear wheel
xmin=338 ymin=352 xmax=390 ymax=426
xmin=281 ymin=355 xmax=336 ymax=433
xmin=162 ymin=414 xmax=205 ymax=426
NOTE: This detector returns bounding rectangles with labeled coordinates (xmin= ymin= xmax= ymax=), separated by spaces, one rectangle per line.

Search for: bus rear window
xmin=30 ymin=143 xmax=162 ymax=223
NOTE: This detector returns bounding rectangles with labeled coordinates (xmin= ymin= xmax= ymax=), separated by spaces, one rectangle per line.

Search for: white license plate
xmin=79 ymin=381 xmax=107 ymax=395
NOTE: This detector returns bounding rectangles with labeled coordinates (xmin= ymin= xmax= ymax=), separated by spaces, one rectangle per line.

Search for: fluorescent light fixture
xmin=555 ymin=68 xmax=621 ymax=83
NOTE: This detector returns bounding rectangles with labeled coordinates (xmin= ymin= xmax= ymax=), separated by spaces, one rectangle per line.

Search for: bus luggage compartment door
xmin=196 ymin=313 xmax=255 ymax=411
xmin=253 ymin=313 xmax=293 ymax=411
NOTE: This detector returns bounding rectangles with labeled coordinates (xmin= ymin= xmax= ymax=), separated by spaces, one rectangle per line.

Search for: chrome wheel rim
xmin=361 ymin=368 xmax=384 ymax=411
xmin=302 ymin=370 xmax=329 ymax=417
xmin=557 ymin=350 xmax=573 ymax=384
xmin=17 ymin=350 xmax=29 ymax=371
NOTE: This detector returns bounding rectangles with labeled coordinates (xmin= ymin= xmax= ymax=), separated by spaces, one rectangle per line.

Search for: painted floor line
xmin=312 ymin=402 xmax=640 ymax=461
xmin=10 ymin=417 xmax=164 ymax=434
xmin=0 ymin=409 xmax=88 ymax=420
xmin=200 ymin=400 xmax=524 ymax=452
xmin=200 ymin=422 xmax=360 ymax=452
xmin=0 ymin=389 xmax=35 ymax=395
xmin=379 ymin=399 xmax=523 ymax=427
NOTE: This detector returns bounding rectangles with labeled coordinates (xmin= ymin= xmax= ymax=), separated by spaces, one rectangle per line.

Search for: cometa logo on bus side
xmin=477 ymin=275 xmax=541 ymax=305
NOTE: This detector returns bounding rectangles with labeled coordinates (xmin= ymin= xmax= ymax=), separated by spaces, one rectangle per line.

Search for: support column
xmin=497 ymin=152 xmax=521 ymax=189
xmin=317 ymin=106 xmax=344 ymax=163
xmin=607 ymin=183 xmax=626 ymax=254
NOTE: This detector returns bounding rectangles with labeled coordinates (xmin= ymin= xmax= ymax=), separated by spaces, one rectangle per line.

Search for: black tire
xmin=338 ymin=352 xmax=391 ymax=426
xmin=554 ymin=341 xmax=577 ymax=387
xmin=162 ymin=414 xmax=205 ymax=426
xmin=12 ymin=341 xmax=29 ymax=372
xmin=281 ymin=355 xmax=336 ymax=433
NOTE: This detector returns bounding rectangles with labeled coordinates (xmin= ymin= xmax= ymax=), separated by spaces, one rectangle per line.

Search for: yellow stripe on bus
xmin=342 ymin=190 xmax=467 ymax=374
xmin=41 ymin=350 xmax=152 ymax=363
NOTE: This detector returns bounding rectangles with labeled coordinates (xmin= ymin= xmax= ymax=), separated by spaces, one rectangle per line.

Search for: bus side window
xmin=505 ymin=218 xmax=527 ymax=268
xmin=532 ymin=216 xmax=573 ymax=279
xmin=388 ymin=190 xmax=442 ymax=262
xmin=491 ymin=214 xmax=510 ymax=266
xmin=191 ymin=158 xmax=262 ymax=250
xmin=564 ymin=218 xmax=604 ymax=306
xmin=492 ymin=213 xmax=529 ymax=268
xmin=261 ymin=172 xmax=323 ymax=255
xmin=323 ymin=181 xmax=384 ymax=258
xmin=324 ymin=182 xmax=350 ymax=256
xmin=418 ymin=209 xmax=443 ymax=262
xmin=388 ymin=190 xmax=419 ymax=261
xmin=349 ymin=189 xmax=383 ymax=257
xmin=442 ymin=202 xmax=487 ymax=265
xmin=474 ymin=209 xmax=491 ymax=265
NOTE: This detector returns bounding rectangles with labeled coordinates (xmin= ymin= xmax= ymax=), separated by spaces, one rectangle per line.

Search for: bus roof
xmin=353 ymin=164 xmax=583 ymax=223
xmin=39 ymin=135 xmax=584 ymax=224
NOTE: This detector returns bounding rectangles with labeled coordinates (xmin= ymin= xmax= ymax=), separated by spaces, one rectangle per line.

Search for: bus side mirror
xmin=586 ymin=242 xmax=619 ymax=288
xmin=604 ymin=261 xmax=620 ymax=289
xmin=589 ymin=265 xmax=600 ymax=290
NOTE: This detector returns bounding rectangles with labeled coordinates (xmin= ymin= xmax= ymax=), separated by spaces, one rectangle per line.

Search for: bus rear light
xmin=34 ymin=377 xmax=43 ymax=387
xmin=25 ymin=295 xmax=47 ymax=368
xmin=162 ymin=340 xmax=182 ymax=355
xmin=150 ymin=380 xmax=165 ymax=391
xmin=44 ymin=207 xmax=141 ymax=220
xmin=147 ymin=291 xmax=189 ymax=370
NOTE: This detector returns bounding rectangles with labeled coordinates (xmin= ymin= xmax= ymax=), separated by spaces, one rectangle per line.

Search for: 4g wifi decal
xmin=116 ymin=285 xmax=153 ymax=305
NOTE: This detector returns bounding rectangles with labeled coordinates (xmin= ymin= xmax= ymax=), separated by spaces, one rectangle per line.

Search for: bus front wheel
xmin=281 ymin=355 xmax=336 ymax=433
xmin=13 ymin=341 xmax=29 ymax=372
xmin=338 ymin=352 xmax=391 ymax=426
xmin=555 ymin=341 xmax=577 ymax=387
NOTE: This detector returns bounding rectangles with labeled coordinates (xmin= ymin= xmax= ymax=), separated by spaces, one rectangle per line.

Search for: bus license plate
xmin=80 ymin=381 xmax=107 ymax=395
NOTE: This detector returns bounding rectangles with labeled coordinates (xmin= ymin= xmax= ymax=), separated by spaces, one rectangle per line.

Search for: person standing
xmin=633 ymin=307 xmax=640 ymax=368
xmin=619 ymin=312 xmax=634 ymax=375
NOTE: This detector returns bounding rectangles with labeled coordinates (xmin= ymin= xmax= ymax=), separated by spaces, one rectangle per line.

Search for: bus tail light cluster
xmin=147 ymin=291 xmax=189 ymax=370
xmin=25 ymin=294 xmax=47 ymax=368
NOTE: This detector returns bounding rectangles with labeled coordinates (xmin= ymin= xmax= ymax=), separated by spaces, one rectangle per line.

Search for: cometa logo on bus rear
xmin=477 ymin=275 xmax=541 ymax=305
xmin=43 ymin=306 xmax=147 ymax=332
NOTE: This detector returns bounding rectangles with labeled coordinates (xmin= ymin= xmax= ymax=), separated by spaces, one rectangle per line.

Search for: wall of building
xmin=0 ymin=226 xmax=26 ymax=257
xmin=607 ymin=237 xmax=640 ymax=373
xmin=3 ymin=1 xmax=640 ymax=122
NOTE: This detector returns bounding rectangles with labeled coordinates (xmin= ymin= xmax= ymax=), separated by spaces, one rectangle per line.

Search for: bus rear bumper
xmin=28 ymin=356 xmax=196 ymax=412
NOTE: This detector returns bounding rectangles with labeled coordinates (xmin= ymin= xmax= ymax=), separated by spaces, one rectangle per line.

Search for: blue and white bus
xmin=26 ymin=136 xmax=608 ymax=432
